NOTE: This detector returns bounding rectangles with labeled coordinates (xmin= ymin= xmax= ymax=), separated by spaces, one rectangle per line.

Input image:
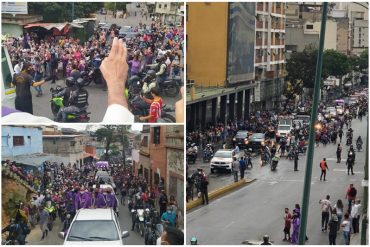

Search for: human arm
xmin=156 ymin=64 xmax=166 ymax=76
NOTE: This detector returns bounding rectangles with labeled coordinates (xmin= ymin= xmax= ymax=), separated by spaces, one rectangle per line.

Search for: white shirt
xmin=342 ymin=220 xmax=351 ymax=232
xmin=102 ymin=104 xmax=134 ymax=123
xmin=351 ymin=203 xmax=361 ymax=218
xmin=14 ymin=63 xmax=22 ymax=74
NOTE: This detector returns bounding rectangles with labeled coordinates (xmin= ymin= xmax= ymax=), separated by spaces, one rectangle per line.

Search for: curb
xmin=186 ymin=178 xmax=257 ymax=211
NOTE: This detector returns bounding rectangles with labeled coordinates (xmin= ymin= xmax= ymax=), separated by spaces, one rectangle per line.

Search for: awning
xmin=83 ymin=152 xmax=98 ymax=159
xmin=2 ymin=153 xmax=54 ymax=167
xmin=24 ymin=22 xmax=68 ymax=31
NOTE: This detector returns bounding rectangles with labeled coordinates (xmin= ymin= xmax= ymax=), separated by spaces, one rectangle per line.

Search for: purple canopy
xmin=95 ymin=161 xmax=109 ymax=169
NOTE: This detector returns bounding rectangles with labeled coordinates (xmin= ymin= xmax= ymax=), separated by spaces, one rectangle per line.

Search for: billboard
xmin=2 ymin=2 xmax=28 ymax=15
xmin=227 ymin=2 xmax=255 ymax=84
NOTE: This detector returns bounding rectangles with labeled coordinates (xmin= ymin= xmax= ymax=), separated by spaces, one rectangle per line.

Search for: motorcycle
xmin=271 ymin=156 xmax=280 ymax=171
xmin=144 ymin=209 xmax=163 ymax=245
xmin=132 ymin=208 xmax=146 ymax=237
xmin=157 ymin=77 xmax=181 ymax=97
xmin=356 ymin=142 xmax=362 ymax=151
xmin=50 ymin=86 xmax=91 ymax=122
xmin=130 ymin=96 xmax=176 ymax=123
xmin=186 ymin=150 xmax=197 ymax=164
xmin=202 ymin=149 xmax=213 ymax=162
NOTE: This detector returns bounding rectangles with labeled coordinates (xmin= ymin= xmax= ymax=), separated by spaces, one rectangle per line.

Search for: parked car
xmin=59 ymin=208 xmax=129 ymax=245
xmin=232 ymin=131 xmax=249 ymax=149
xmin=210 ymin=149 xmax=235 ymax=173
xmin=247 ymin=133 xmax=267 ymax=151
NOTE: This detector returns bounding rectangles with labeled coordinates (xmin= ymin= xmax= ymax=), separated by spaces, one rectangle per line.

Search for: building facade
xmin=165 ymin=126 xmax=184 ymax=220
xmin=43 ymin=135 xmax=85 ymax=167
xmin=2 ymin=126 xmax=43 ymax=157
xmin=186 ymin=2 xmax=256 ymax=130
xmin=155 ymin=2 xmax=183 ymax=24
xmin=254 ymin=2 xmax=287 ymax=110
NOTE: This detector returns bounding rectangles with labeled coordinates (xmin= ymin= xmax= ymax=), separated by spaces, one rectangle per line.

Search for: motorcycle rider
xmin=347 ymin=145 xmax=356 ymax=162
xmin=55 ymin=77 xmax=89 ymax=122
xmin=147 ymin=55 xmax=167 ymax=86
xmin=141 ymin=70 xmax=157 ymax=95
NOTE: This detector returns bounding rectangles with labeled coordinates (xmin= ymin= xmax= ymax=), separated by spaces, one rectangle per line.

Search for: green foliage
xmin=104 ymin=2 xmax=127 ymax=11
xmin=359 ymin=49 xmax=368 ymax=71
xmin=28 ymin=2 xmax=103 ymax=22
xmin=3 ymin=192 xmax=23 ymax=219
xmin=323 ymin=49 xmax=350 ymax=78
xmin=95 ymin=125 xmax=129 ymax=161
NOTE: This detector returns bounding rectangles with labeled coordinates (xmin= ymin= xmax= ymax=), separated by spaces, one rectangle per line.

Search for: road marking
xmin=225 ymin=221 xmax=235 ymax=228
xmin=268 ymin=181 xmax=278 ymax=185
xmin=333 ymin=169 xmax=364 ymax=174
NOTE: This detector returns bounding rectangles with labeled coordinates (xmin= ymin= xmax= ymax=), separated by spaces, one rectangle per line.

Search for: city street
xmin=26 ymin=201 xmax=144 ymax=245
xmin=187 ymin=117 xmax=366 ymax=245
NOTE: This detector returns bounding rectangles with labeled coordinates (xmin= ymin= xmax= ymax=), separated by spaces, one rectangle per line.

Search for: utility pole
xmin=298 ymin=2 xmax=328 ymax=245
xmin=361 ymin=120 xmax=368 ymax=244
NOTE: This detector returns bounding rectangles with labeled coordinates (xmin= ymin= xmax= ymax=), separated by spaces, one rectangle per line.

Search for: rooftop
xmin=75 ymin=208 xmax=114 ymax=221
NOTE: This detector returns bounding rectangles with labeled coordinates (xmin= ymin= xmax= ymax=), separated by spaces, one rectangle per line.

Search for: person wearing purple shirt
xmin=84 ymin=188 xmax=107 ymax=208
xmin=103 ymin=188 xmax=117 ymax=211
xmin=75 ymin=188 xmax=90 ymax=210
xmin=128 ymin=53 xmax=141 ymax=77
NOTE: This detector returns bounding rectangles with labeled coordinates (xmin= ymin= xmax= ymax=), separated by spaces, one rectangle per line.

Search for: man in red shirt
xmin=283 ymin=208 xmax=292 ymax=241
xmin=140 ymin=88 xmax=162 ymax=123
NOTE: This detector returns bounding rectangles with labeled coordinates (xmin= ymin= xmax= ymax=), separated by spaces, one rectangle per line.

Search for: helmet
xmin=66 ymin=77 xmax=76 ymax=87
xmin=76 ymin=78 xmax=85 ymax=88
xmin=190 ymin=237 xmax=198 ymax=245
xmin=263 ymin=235 xmax=270 ymax=243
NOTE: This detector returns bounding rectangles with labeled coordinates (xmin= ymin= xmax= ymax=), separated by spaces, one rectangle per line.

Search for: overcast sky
xmin=55 ymin=124 xmax=143 ymax=131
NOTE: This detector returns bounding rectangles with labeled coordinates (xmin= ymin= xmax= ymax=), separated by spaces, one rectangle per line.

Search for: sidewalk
xmin=26 ymin=219 xmax=63 ymax=245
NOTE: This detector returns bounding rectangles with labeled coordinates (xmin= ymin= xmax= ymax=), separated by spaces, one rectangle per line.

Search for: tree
xmin=28 ymin=2 xmax=103 ymax=22
xmin=286 ymin=47 xmax=319 ymax=88
xmin=95 ymin=126 xmax=115 ymax=161
xmin=104 ymin=2 xmax=127 ymax=12
xmin=323 ymin=49 xmax=350 ymax=81
xmin=358 ymin=49 xmax=368 ymax=71
xmin=116 ymin=126 xmax=130 ymax=165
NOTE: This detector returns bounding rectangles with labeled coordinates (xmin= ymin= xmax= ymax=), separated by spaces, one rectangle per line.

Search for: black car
xmin=247 ymin=133 xmax=267 ymax=151
xmin=232 ymin=131 xmax=249 ymax=149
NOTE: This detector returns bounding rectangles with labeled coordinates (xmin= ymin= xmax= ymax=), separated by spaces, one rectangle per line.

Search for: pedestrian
xmin=336 ymin=144 xmax=342 ymax=163
xmin=293 ymin=151 xmax=299 ymax=171
xmin=341 ymin=213 xmax=351 ymax=245
xmin=39 ymin=207 xmax=49 ymax=240
xmin=232 ymin=157 xmax=239 ymax=182
xmin=283 ymin=208 xmax=292 ymax=242
xmin=319 ymin=158 xmax=329 ymax=181
xmin=12 ymin=62 xmax=45 ymax=114
xmin=339 ymin=128 xmax=343 ymax=142
xmin=290 ymin=210 xmax=300 ymax=245
xmin=239 ymin=157 xmax=246 ymax=179
xmin=120 ymin=185 xmax=127 ymax=205
xmin=345 ymin=184 xmax=357 ymax=213
xmin=346 ymin=156 xmax=355 ymax=175
xmin=333 ymin=199 xmax=344 ymax=230
xmin=328 ymin=209 xmax=339 ymax=245
xmin=319 ymin=195 xmax=332 ymax=232
xmin=199 ymin=174 xmax=209 ymax=205
xmin=159 ymin=190 xmax=168 ymax=217
xmin=350 ymin=199 xmax=361 ymax=234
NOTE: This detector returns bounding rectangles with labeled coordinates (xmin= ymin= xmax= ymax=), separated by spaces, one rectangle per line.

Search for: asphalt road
xmin=26 ymin=200 xmax=144 ymax=245
xmin=187 ymin=117 xmax=367 ymax=245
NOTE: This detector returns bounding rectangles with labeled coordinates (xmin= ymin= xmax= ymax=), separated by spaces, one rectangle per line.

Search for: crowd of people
xmin=2 ymin=13 xmax=184 ymax=123
xmin=2 ymin=158 xmax=183 ymax=245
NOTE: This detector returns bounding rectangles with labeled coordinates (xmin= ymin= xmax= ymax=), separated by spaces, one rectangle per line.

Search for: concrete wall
xmin=285 ymin=27 xmax=319 ymax=52
xmin=187 ymin=2 xmax=228 ymax=87
xmin=337 ymin=18 xmax=350 ymax=54
xmin=43 ymin=136 xmax=84 ymax=155
xmin=2 ymin=126 xmax=43 ymax=157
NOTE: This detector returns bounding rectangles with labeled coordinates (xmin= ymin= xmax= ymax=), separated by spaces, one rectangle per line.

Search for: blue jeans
xmin=343 ymin=231 xmax=350 ymax=245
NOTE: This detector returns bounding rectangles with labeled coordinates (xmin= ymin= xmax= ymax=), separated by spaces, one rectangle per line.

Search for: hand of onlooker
xmin=100 ymin=37 xmax=128 ymax=107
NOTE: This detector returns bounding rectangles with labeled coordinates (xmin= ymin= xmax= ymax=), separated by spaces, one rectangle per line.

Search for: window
xmin=158 ymin=4 xmax=161 ymax=9
xmin=164 ymin=4 xmax=167 ymax=8
xmin=70 ymin=141 xmax=76 ymax=146
xmin=141 ymin=136 xmax=148 ymax=147
xmin=2 ymin=136 xmax=8 ymax=147
xmin=153 ymin=127 xmax=160 ymax=144
xmin=306 ymin=24 xmax=314 ymax=30
xmin=13 ymin=136 xmax=24 ymax=146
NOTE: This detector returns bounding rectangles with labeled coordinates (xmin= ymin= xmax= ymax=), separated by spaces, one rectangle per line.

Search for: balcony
xmin=256 ymin=38 xmax=268 ymax=46
xmin=255 ymin=57 xmax=263 ymax=64
xmin=265 ymin=70 xmax=276 ymax=79
xmin=257 ymin=2 xmax=264 ymax=11
xmin=272 ymin=22 xmax=284 ymax=30
xmin=256 ymin=20 xmax=268 ymax=29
